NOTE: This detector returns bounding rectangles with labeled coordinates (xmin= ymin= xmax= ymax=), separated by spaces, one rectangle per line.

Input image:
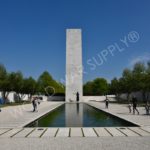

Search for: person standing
xmin=105 ymin=95 xmax=109 ymax=109
xmin=128 ymin=102 xmax=132 ymax=113
xmin=132 ymin=96 xmax=139 ymax=115
xmin=0 ymin=98 xmax=3 ymax=112
xmin=145 ymin=101 xmax=150 ymax=115
xmin=32 ymin=97 xmax=39 ymax=112
xmin=76 ymin=92 xmax=79 ymax=102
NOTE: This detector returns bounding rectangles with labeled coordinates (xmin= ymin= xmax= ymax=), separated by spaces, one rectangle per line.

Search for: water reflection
xmin=27 ymin=103 xmax=138 ymax=127
xmin=65 ymin=103 xmax=83 ymax=127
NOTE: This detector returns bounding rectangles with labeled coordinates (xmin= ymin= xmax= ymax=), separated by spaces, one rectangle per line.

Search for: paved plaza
xmin=0 ymin=101 xmax=150 ymax=150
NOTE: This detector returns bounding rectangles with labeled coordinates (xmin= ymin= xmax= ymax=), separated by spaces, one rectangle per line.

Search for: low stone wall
xmin=48 ymin=96 xmax=65 ymax=101
xmin=119 ymin=92 xmax=150 ymax=101
xmin=82 ymin=95 xmax=116 ymax=102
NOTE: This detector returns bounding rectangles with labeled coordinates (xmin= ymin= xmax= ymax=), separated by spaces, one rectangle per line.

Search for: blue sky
xmin=0 ymin=0 xmax=150 ymax=83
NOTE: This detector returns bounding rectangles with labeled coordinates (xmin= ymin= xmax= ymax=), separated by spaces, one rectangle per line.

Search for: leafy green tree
xmin=37 ymin=71 xmax=64 ymax=95
xmin=22 ymin=77 xmax=37 ymax=100
xmin=0 ymin=64 xmax=10 ymax=103
xmin=83 ymin=78 xmax=109 ymax=96
xmin=109 ymin=78 xmax=120 ymax=96
xmin=83 ymin=81 xmax=93 ymax=96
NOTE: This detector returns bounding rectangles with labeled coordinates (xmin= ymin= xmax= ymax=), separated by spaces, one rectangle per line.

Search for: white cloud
xmin=129 ymin=53 xmax=150 ymax=66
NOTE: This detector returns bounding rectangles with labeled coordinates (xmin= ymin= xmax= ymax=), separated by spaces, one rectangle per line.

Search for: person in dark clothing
xmin=32 ymin=97 xmax=36 ymax=112
xmin=105 ymin=95 xmax=109 ymax=109
xmin=132 ymin=96 xmax=139 ymax=115
xmin=76 ymin=92 xmax=79 ymax=102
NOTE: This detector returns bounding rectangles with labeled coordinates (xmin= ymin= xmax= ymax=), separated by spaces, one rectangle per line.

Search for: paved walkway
xmin=88 ymin=102 xmax=150 ymax=126
xmin=0 ymin=102 xmax=150 ymax=150
xmin=0 ymin=127 xmax=150 ymax=138
xmin=0 ymin=101 xmax=64 ymax=128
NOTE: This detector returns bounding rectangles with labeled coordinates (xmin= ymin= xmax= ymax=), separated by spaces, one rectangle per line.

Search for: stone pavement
xmin=0 ymin=101 xmax=64 ymax=128
xmin=0 ymin=127 xmax=150 ymax=138
xmin=88 ymin=102 xmax=150 ymax=126
xmin=0 ymin=102 xmax=150 ymax=150
xmin=0 ymin=137 xmax=150 ymax=150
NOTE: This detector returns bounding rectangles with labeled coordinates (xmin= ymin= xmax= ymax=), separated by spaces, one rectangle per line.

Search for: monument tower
xmin=66 ymin=29 xmax=83 ymax=102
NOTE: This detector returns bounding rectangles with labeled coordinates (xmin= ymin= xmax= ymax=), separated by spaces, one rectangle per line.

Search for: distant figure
xmin=105 ymin=95 xmax=109 ymax=109
xmin=132 ymin=96 xmax=139 ymax=115
xmin=76 ymin=92 xmax=79 ymax=102
xmin=32 ymin=97 xmax=40 ymax=112
xmin=0 ymin=98 xmax=3 ymax=112
xmin=145 ymin=102 xmax=150 ymax=115
xmin=128 ymin=102 xmax=132 ymax=113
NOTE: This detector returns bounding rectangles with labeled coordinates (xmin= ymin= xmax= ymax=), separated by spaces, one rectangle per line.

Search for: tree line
xmin=1 ymin=61 xmax=150 ymax=103
xmin=84 ymin=62 xmax=150 ymax=102
xmin=110 ymin=62 xmax=150 ymax=102
xmin=0 ymin=64 xmax=65 ymax=103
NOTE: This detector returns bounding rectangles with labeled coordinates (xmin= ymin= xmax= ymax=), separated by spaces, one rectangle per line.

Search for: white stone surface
xmin=106 ymin=128 xmax=125 ymax=136
xmin=0 ymin=128 xmax=23 ymax=137
xmin=56 ymin=128 xmax=70 ymax=137
xmin=141 ymin=127 xmax=150 ymax=133
xmin=129 ymin=127 xmax=150 ymax=136
xmin=70 ymin=128 xmax=83 ymax=137
xmin=94 ymin=128 xmax=111 ymax=136
xmin=13 ymin=128 xmax=34 ymax=138
xmin=0 ymin=102 xmax=64 ymax=128
xmin=66 ymin=29 xmax=83 ymax=102
xmin=0 ymin=129 xmax=11 ymax=135
xmin=42 ymin=128 xmax=58 ymax=137
xmin=82 ymin=128 xmax=97 ymax=137
xmin=117 ymin=127 xmax=139 ymax=136
xmin=27 ymin=128 xmax=46 ymax=138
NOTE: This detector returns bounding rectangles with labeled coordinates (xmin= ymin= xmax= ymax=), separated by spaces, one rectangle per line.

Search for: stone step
xmin=105 ymin=128 xmax=126 ymax=136
xmin=27 ymin=128 xmax=46 ymax=138
xmin=70 ymin=128 xmax=83 ymax=137
xmin=0 ymin=128 xmax=11 ymax=135
xmin=42 ymin=128 xmax=58 ymax=137
xmin=94 ymin=128 xmax=111 ymax=136
xmin=82 ymin=128 xmax=97 ymax=137
xmin=117 ymin=127 xmax=139 ymax=136
xmin=0 ymin=128 xmax=23 ymax=137
xmin=56 ymin=128 xmax=70 ymax=137
xmin=140 ymin=127 xmax=150 ymax=133
xmin=128 ymin=127 xmax=150 ymax=136
xmin=13 ymin=128 xmax=34 ymax=138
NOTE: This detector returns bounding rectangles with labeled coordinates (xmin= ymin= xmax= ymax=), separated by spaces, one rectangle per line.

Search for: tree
xmin=0 ymin=64 xmax=10 ymax=103
xmin=83 ymin=78 xmax=109 ymax=96
xmin=37 ymin=71 xmax=64 ymax=96
xmin=109 ymin=78 xmax=120 ymax=96
xmin=83 ymin=81 xmax=93 ymax=96
xmin=132 ymin=62 xmax=147 ymax=101
xmin=22 ymin=77 xmax=37 ymax=100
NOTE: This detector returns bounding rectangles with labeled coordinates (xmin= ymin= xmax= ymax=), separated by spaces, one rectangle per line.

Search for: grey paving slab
xmin=0 ymin=128 xmax=11 ymax=135
xmin=82 ymin=128 xmax=97 ymax=137
xmin=13 ymin=128 xmax=34 ymax=138
xmin=0 ymin=128 xmax=23 ymax=138
xmin=0 ymin=137 xmax=150 ymax=150
xmin=27 ymin=128 xmax=46 ymax=138
xmin=56 ymin=128 xmax=70 ymax=137
xmin=117 ymin=127 xmax=139 ymax=136
xmin=0 ymin=102 xmax=64 ymax=128
xmin=140 ymin=126 xmax=150 ymax=133
xmin=106 ymin=128 xmax=126 ymax=136
xmin=128 ymin=127 xmax=150 ymax=136
xmin=87 ymin=102 xmax=150 ymax=126
xmin=94 ymin=128 xmax=111 ymax=136
xmin=41 ymin=128 xmax=58 ymax=137
xmin=70 ymin=128 xmax=83 ymax=137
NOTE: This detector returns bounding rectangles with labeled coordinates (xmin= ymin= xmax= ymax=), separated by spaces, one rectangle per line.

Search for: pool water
xmin=26 ymin=103 xmax=138 ymax=127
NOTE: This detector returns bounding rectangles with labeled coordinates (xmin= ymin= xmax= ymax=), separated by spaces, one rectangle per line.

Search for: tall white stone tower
xmin=66 ymin=29 xmax=83 ymax=102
